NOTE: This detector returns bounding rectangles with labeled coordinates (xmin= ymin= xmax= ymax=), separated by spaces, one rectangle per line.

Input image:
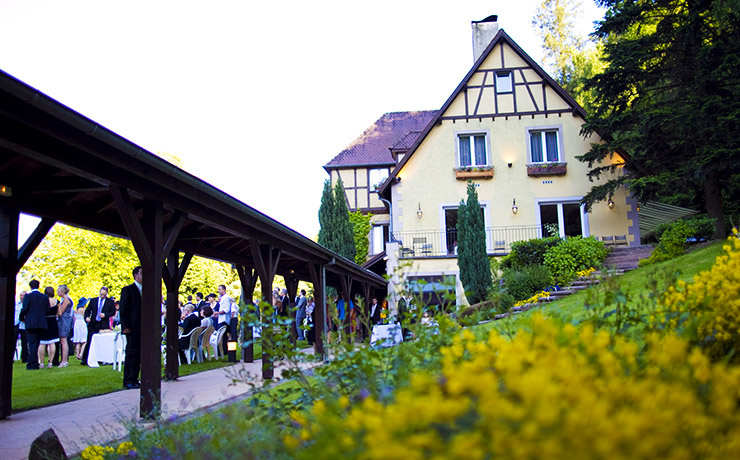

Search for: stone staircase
xmin=602 ymin=245 xmax=654 ymax=271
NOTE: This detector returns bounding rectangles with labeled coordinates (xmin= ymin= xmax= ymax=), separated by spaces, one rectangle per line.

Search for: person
xmin=178 ymin=304 xmax=200 ymax=363
xmin=38 ymin=286 xmax=60 ymax=368
xmin=295 ymin=289 xmax=308 ymax=341
xmin=200 ymin=305 xmax=214 ymax=330
xmin=56 ymin=285 xmax=74 ymax=367
xmin=72 ymin=305 xmax=88 ymax=360
xmin=369 ymin=297 xmax=381 ymax=326
xmin=195 ymin=292 xmax=207 ymax=313
xmin=279 ymin=288 xmax=290 ymax=317
xmin=19 ymin=280 xmax=48 ymax=370
xmin=215 ymin=285 xmax=232 ymax=353
xmin=120 ymin=266 xmax=143 ymax=390
xmin=81 ymin=287 xmax=116 ymax=365
xmin=306 ymin=296 xmax=315 ymax=346
xmin=15 ymin=291 xmax=28 ymax=363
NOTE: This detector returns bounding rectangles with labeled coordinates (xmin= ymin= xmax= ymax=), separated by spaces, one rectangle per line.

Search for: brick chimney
xmin=472 ymin=15 xmax=499 ymax=62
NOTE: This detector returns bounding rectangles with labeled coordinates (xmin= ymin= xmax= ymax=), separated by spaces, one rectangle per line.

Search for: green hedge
xmin=639 ymin=217 xmax=716 ymax=266
xmin=543 ymin=236 xmax=609 ymax=285
xmin=500 ymin=236 xmax=562 ymax=269
xmin=502 ymin=265 xmax=553 ymax=301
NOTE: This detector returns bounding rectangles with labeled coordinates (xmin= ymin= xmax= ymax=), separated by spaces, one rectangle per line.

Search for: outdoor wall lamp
xmin=512 ymin=198 xmax=518 ymax=215
xmin=508 ymin=162 xmax=513 ymax=168
xmin=637 ymin=203 xmax=641 ymax=212
xmin=0 ymin=185 xmax=11 ymax=197
xmin=608 ymin=198 xmax=615 ymax=210
xmin=417 ymin=203 xmax=423 ymax=219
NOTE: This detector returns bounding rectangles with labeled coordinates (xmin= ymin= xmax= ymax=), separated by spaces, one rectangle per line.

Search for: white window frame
xmin=534 ymin=198 xmax=590 ymax=239
xmin=368 ymin=168 xmax=389 ymax=191
xmin=526 ymin=125 xmax=564 ymax=164
xmin=370 ymin=223 xmax=388 ymax=255
xmin=495 ymin=71 xmax=513 ymax=93
xmin=454 ymin=130 xmax=491 ymax=168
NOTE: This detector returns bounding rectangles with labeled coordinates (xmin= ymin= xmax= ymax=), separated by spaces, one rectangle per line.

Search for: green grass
xmin=10 ymin=340 xmax=312 ymax=412
xmin=483 ymin=240 xmax=728 ymax=335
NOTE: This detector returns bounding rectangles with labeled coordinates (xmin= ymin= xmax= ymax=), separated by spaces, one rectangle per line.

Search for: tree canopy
xmin=457 ymin=182 xmax=492 ymax=305
xmin=579 ymin=0 xmax=740 ymax=238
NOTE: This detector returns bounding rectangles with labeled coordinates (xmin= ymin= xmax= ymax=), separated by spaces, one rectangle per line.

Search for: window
xmin=529 ymin=129 xmax=560 ymax=163
xmin=457 ymin=134 xmax=488 ymax=167
xmin=371 ymin=224 xmax=389 ymax=255
xmin=368 ymin=168 xmax=389 ymax=190
xmin=495 ymin=71 xmax=512 ymax=93
xmin=443 ymin=205 xmax=487 ymax=254
xmin=539 ymin=202 xmax=584 ymax=238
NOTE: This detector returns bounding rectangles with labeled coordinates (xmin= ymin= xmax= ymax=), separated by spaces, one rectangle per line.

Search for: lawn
xmin=10 ymin=340 xmax=313 ymax=412
xmin=484 ymin=240 xmax=728 ymax=335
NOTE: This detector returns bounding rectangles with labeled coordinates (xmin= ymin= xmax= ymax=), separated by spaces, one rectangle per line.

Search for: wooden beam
xmin=164 ymin=248 xmax=179 ymax=381
xmin=162 ymin=211 xmax=186 ymax=257
xmin=0 ymin=205 xmax=19 ymax=419
xmin=249 ymin=240 xmax=281 ymax=380
xmin=17 ymin=217 xmax=54 ymax=268
xmin=236 ymin=266 xmax=258 ymax=363
xmin=307 ymin=262 xmax=325 ymax=359
xmin=284 ymin=277 xmax=299 ymax=345
xmin=110 ymin=185 xmax=152 ymax=267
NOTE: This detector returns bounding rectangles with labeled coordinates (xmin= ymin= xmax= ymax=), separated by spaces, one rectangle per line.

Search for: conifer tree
xmin=456 ymin=181 xmax=492 ymax=304
xmin=333 ymin=178 xmax=356 ymax=262
xmin=318 ymin=179 xmax=335 ymax=250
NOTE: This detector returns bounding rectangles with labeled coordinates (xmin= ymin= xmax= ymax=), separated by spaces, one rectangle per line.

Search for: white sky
xmin=2 ymin=0 xmax=604 ymax=242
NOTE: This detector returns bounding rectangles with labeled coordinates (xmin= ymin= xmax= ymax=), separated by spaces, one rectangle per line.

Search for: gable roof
xmin=379 ymin=29 xmax=588 ymax=197
xmin=324 ymin=110 xmax=437 ymax=170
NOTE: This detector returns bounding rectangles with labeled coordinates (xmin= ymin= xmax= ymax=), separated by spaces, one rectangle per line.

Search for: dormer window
xmin=457 ymin=133 xmax=488 ymax=167
xmin=495 ymin=71 xmax=512 ymax=93
xmin=369 ymin=168 xmax=389 ymax=190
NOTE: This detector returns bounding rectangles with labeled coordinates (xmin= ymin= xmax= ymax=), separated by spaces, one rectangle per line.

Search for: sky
xmin=1 ymin=0 xmax=604 ymax=243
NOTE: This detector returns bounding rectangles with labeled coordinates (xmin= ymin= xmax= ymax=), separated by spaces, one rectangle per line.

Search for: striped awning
xmin=639 ymin=201 xmax=698 ymax=237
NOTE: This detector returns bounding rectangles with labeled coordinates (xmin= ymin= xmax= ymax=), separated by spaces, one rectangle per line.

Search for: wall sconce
xmin=511 ymin=198 xmax=518 ymax=215
xmin=507 ymin=162 xmax=513 ymax=168
xmin=417 ymin=203 xmax=423 ymax=219
xmin=608 ymin=198 xmax=615 ymax=210
xmin=636 ymin=203 xmax=640 ymax=212
xmin=0 ymin=185 xmax=11 ymax=197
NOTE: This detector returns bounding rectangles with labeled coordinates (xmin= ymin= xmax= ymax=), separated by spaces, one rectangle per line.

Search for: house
xmin=325 ymin=16 xmax=638 ymax=306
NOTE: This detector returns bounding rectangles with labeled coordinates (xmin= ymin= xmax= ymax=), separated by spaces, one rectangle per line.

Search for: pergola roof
xmin=0 ymin=69 xmax=385 ymax=289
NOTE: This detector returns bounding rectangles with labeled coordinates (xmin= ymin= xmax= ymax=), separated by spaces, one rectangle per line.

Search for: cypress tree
xmin=333 ymin=178 xmax=357 ymax=262
xmin=318 ymin=179 xmax=335 ymax=250
xmin=457 ymin=181 xmax=492 ymax=304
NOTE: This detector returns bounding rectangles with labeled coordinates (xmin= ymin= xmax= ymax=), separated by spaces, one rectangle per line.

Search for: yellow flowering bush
xmin=80 ymin=441 xmax=136 ymax=459
xmin=576 ymin=266 xmax=596 ymax=278
xmin=660 ymin=230 xmax=740 ymax=361
xmin=513 ymin=290 xmax=550 ymax=307
xmin=289 ymin=314 xmax=740 ymax=459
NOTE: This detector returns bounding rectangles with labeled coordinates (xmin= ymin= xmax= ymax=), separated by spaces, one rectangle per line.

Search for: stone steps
xmin=602 ymin=245 xmax=653 ymax=271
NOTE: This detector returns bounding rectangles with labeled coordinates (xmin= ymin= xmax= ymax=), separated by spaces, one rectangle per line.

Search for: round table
xmin=86 ymin=331 xmax=119 ymax=367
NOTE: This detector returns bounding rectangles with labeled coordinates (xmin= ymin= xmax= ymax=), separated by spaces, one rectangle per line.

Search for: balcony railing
xmin=392 ymin=225 xmax=541 ymax=258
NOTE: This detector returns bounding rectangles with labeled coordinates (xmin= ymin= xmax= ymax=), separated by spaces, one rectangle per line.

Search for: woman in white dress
xmin=72 ymin=306 xmax=88 ymax=360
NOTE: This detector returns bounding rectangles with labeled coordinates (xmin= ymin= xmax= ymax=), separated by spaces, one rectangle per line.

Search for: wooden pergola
xmin=0 ymin=69 xmax=386 ymax=419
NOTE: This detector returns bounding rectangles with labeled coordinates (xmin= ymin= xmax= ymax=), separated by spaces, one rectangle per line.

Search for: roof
xmin=379 ymin=29 xmax=588 ymax=197
xmin=638 ymin=201 xmax=698 ymax=237
xmin=391 ymin=130 xmax=423 ymax=152
xmin=324 ymin=111 xmax=437 ymax=169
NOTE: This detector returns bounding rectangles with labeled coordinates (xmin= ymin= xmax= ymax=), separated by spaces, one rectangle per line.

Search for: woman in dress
xmin=72 ymin=305 xmax=88 ymax=360
xmin=38 ymin=286 xmax=60 ymax=368
xmin=56 ymin=285 xmax=73 ymax=367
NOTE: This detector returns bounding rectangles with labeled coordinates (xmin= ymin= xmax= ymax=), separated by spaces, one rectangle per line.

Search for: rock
xmin=29 ymin=428 xmax=67 ymax=460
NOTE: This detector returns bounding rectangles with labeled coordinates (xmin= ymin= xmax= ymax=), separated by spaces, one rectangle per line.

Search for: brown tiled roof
xmin=325 ymin=111 xmax=437 ymax=169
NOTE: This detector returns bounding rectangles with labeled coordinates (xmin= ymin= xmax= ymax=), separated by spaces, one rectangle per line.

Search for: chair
xmin=413 ymin=237 xmax=433 ymax=256
xmin=400 ymin=245 xmax=415 ymax=257
xmin=494 ymin=240 xmax=506 ymax=252
xmin=113 ymin=333 xmax=127 ymax=372
xmin=198 ymin=325 xmax=215 ymax=362
xmin=211 ymin=325 xmax=227 ymax=360
xmin=614 ymin=235 xmax=628 ymax=247
xmin=14 ymin=337 xmax=21 ymax=361
xmin=602 ymin=235 xmax=615 ymax=246
xmin=180 ymin=326 xmax=204 ymax=365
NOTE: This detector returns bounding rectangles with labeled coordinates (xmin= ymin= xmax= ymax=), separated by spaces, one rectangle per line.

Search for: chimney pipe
xmin=471 ymin=15 xmax=499 ymax=63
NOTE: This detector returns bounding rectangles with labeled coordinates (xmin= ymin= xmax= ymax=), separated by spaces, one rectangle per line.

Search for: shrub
xmin=544 ymin=236 xmax=609 ymax=284
xmin=501 ymin=236 xmax=562 ymax=269
xmin=640 ymin=219 xmax=699 ymax=266
xmin=687 ymin=216 xmax=716 ymax=241
xmin=291 ymin=316 xmax=740 ymax=459
xmin=502 ymin=265 xmax=552 ymax=301
xmin=660 ymin=230 xmax=740 ymax=362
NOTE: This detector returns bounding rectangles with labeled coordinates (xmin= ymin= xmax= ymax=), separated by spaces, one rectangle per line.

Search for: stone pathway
xmin=0 ymin=354 xmax=317 ymax=460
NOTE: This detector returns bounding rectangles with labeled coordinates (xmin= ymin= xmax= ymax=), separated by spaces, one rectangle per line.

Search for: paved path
xmin=0 ymin=357 xmax=315 ymax=460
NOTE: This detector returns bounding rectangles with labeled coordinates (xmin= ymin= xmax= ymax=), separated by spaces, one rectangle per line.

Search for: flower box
xmin=454 ymin=167 xmax=494 ymax=180
xmin=527 ymin=162 xmax=567 ymax=177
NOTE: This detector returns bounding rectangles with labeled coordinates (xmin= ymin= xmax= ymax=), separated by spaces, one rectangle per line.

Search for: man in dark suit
xmin=120 ymin=266 xmax=143 ymax=389
xmin=370 ymin=297 xmax=381 ymax=326
xmin=195 ymin=292 xmax=206 ymax=314
xmin=81 ymin=286 xmax=116 ymax=365
xmin=178 ymin=304 xmax=200 ymax=363
xmin=18 ymin=280 xmax=48 ymax=370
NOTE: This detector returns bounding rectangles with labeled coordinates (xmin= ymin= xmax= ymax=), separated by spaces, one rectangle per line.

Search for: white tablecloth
xmin=87 ymin=332 xmax=119 ymax=367
xmin=371 ymin=323 xmax=403 ymax=348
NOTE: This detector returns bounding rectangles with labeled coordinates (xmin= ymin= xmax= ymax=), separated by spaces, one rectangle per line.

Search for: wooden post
xmin=307 ymin=263 xmax=325 ymax=359
xmin=163 ymin=248 xmax=192 ymax=380
xmin=236 ymin=266 xmax=258 ymax=363
xmin=249 ymin=240 xmax=280 ymax=380
xmin=284 ymin=277 xmax=299 ymax=345
xmin=340 ymin=275 xmax=353 ymax=341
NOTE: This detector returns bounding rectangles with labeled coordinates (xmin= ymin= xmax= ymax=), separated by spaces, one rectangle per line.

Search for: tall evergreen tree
xmin=318 ymin=179 xmax=336 ymax=250
xmin=333 ymin=178 xmax=357 ymax=261
xmin=580 ymin=0 xmax=740 ymax=238
xmin=457 ymin=182 xmax=492 ymax=304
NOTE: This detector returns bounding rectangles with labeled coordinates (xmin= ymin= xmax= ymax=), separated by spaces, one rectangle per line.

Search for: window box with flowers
xmin=454 ymin=165 xmax=494 ymax=180
xmin=526 ymin=162 xmax=567 ymax=177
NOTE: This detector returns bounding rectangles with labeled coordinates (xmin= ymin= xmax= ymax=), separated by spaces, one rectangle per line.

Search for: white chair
xmin=211 ymin=325 xmax=227 ymax=360
xmin=180 ymin=326 xmax=204 ymax=365
xmin=113 ymin=333 xmax=127 ymax=372
xmin=199 ymin=326 xmax=215 ymax=362
xmin=14 ymin=337 xmax=21 ymax=361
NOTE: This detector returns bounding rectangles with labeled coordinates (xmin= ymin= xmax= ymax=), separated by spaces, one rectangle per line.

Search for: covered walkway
xmin=0 ymin=69 xmax=386 ymax=419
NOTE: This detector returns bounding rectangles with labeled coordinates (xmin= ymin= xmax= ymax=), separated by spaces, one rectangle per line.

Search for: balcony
xmin=392 ymin=225 xmax=541 ymax=258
